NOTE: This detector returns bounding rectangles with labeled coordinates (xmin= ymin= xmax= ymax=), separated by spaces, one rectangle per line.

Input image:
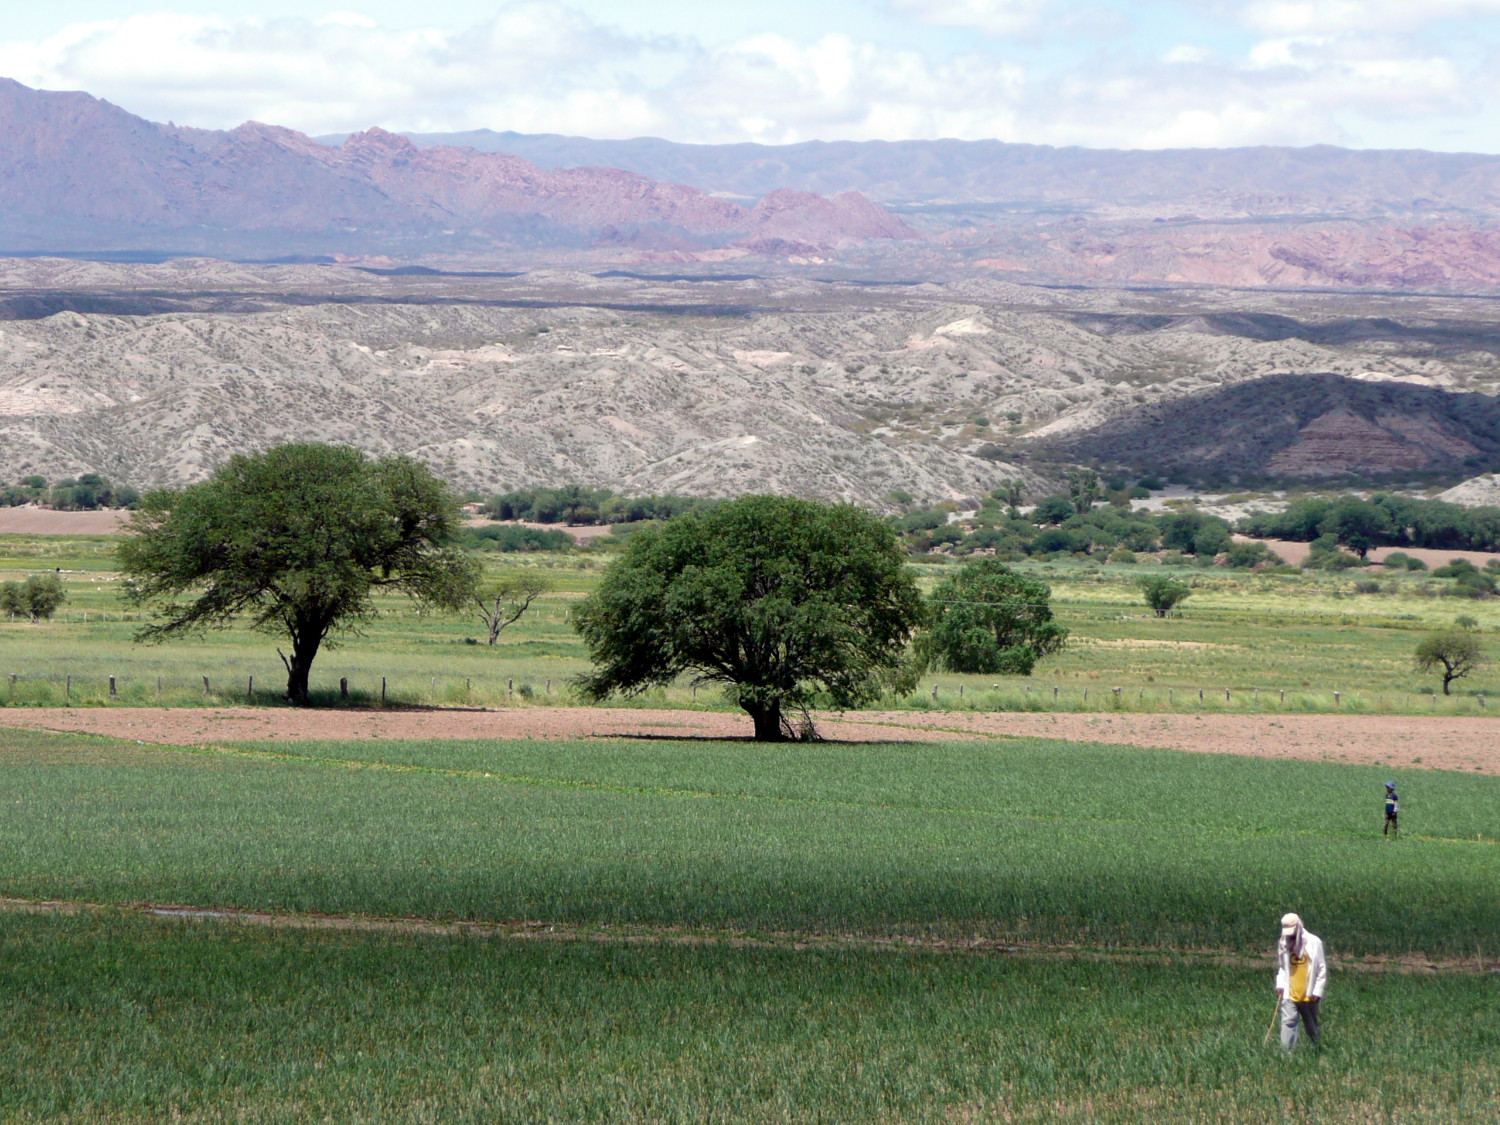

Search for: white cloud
xmin=887 ymin=0 xmax=1055 ymax=37
xmin=1239 ymin=0 xmax=1500 ymax=36
xmin=0 ymin=3 xmax=1495 ymax=151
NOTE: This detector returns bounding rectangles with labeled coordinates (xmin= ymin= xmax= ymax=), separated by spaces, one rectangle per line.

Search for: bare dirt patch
xmin=0 ymin=508 xmax=127 ymax=534
xmin=0 ymin=706 xmax=1495 ymax=774
xmin=1254 ymin=537 xmax=1500 ymax=569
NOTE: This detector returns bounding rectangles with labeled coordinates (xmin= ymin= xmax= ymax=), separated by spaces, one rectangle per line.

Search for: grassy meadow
xmin=2 ymin=534 xmax=1497 ymax=713
xmin=0 ymin=726 xmax=1496 ymax=1122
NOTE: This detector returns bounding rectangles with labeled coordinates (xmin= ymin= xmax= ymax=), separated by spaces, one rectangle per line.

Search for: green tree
xmin=1323 ymin=500 xmax=1392 ymax=560
xmin=1031 ymin=495 xmax=1074 ymax=526
xmin=0 ymin=574 xmax=66 ymax=623
xmin=919 ymin=560 xmax=1067 ymax=674
xmin=572 ymin=495 xmax=923 ymax=741
xmin=1414 ymin=628 xmax=1483 ymax=695
xmin=118 ymin=444 xmax=476 ymax=705
xmin=473 ymin=572 xmax=549 ymax=645
xmin=1066 ymin=469 xmax=1101 ymax=516
xmin=1138 ymin=575 xmax=1191 ymax=618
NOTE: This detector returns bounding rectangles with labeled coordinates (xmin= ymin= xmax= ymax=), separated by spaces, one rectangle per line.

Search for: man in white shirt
xmin=1275 ymin=912 xmax=1328 ymax=1050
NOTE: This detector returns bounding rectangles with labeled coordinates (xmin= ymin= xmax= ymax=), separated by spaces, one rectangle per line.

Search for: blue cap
xmin=1386 ymin=781 xmax=1396 ymax=789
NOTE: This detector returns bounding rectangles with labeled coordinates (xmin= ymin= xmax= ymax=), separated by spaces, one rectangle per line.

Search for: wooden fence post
xmin=381 ymin=677 xmax=387 ymax=705
xmin=109 ymin=676 xmax=116 ymax=699
xmin=202 ymin=675 xmax=210 ymax=698
xmin=340 ymin=677 xmax=348 ymax=700
xmin=247 ymin=676 xmax=253 ymax=702
xmin=1334 ymin=691 xmax=1341 ymax=707
xmin=7 ymin=673 xmax=14 ymax=701
xmin=66 ymin=675 xmax=71 ymax=702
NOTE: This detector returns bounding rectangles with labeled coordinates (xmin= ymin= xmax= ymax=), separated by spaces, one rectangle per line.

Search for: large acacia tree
xmin=119 ymin=443 xmax=477 ymax=704
xmin=572 ymin=495 xmax=924 ymax=740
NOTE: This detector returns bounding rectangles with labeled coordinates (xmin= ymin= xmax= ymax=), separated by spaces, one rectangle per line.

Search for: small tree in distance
xmin=920 ymin=560 xmax=1067 ymax=674
xmin=119 ymin=443 xmax=477 ymax=705
xmin=0 ymin=574 xmax=66 ymax=623
xmin=573 ymin=495 xmax=924 ymax=741
xmin=1414 ymin=628 xmax=1483 ymax=695
xmin=1138 ymin=575 xmax=1191 ymax=618
xmin=474 ymin=572 xmax=549 ymax=645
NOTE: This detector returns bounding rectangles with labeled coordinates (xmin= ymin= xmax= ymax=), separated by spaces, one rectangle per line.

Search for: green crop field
xmin=0 ymin=727 xmax=1496 ymax=1122
xmin=2 ymin=535 xmax=1498 ymax=715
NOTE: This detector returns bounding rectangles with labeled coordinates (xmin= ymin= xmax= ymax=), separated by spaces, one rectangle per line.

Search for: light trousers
xmin=1281 ymin=996 xmax=1321 ymax=1050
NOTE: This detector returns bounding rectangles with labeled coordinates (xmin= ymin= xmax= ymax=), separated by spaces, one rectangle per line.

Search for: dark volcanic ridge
xmin=1046 ymin=374 xmax=1500 ymax=479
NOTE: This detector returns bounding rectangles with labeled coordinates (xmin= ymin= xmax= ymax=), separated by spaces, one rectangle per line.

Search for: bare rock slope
xmin=5 ymin=261 xmax=1500 ymax=500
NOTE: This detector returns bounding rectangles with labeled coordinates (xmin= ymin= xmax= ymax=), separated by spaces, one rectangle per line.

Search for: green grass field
xmin=2 ymin=536 xmax=1498 ymax=714
xmin=4 ymin=912 xmax=1495 ymax=1124
xmin=0 ymin=727 xmax=1496 ymax=1122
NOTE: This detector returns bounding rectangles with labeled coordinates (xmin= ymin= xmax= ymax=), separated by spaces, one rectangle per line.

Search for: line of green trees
xmin=480 ymin=486 xmax=716 ymax=527
xmin=1242 ymin=495 xmax=1500 ymax=556
xmin=1 ymin=473 xmax=139 ymax=510
xmin=113 ymin=447 xmax=1076 ymax=737
xmin=896 ymin=490 xmax=1273 ymax=567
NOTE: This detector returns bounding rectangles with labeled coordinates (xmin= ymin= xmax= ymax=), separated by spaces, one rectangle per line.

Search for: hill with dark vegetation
xmin=1044 ymin=374 xmax=1500 ymax=483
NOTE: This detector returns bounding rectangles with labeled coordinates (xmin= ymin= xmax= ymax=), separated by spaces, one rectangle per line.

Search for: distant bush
xmin=1108 ymin=548 xmax=1138 ymax=564
xmin=1031 ymin=495 xmax=1075 ymax=526
xmin=1127 ymin=485 xmax=1151 ymax=499
xmin=47 ymin=473 xmax=138 ymax=511
xmin=481 ymin=486 xmax=715 ymax=527
xmin=1222 ymin=540 xmax=1273 ymax=569
xmin=0 ymin=574 xmax=66 ymax=622
xmin=465 ymin=525 xmax=573 ymax=552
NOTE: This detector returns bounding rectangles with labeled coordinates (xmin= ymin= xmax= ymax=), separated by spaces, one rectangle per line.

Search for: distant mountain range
xmin=352 ymin=128 xmax=1500 ymax=221
xmin=0 ymin=80 xmax=913 ymax=259
xmin=11 ymin=78 xmax=1500 ymax=289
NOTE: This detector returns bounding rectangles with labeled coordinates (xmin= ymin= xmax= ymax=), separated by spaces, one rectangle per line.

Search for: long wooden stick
xmin=1263 ymin=995 xmax=1282 ymax=1045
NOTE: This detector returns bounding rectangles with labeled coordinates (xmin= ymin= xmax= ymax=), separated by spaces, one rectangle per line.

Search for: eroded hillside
xmin=2 ymin=259 xmax=1500 ymax=502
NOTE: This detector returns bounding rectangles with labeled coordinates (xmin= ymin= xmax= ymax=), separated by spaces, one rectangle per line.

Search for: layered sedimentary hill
xmin=1046 ymin=374 xmax=1500 ymax=478
xmin=5 ymin=262 xmax=1500 ymax=498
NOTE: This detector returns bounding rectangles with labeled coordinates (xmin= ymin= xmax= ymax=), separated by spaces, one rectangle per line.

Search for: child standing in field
xmin=1384 ymin=781 xmax=1399 ymax=838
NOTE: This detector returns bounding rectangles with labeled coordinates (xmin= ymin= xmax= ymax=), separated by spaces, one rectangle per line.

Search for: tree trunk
xmin=745 ymin=700 xmax=784 ymax=741
xmin=282 ymin=628 xmax=324 ymax=706
xmin=1443 ymin=669 xmax=1454 ymax=696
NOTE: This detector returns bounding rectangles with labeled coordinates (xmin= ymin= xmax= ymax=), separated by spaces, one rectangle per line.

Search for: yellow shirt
xmin=1288 ymin=952 xmax=1311 ymax=1002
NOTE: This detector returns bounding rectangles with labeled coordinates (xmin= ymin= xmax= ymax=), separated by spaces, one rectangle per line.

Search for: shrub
xmin=919 ymin=560 xmax=1068 ymax=675
xmin=1138 ymin=576 xmax=1191 ymax=617
xmin=0 ymin=574 xmax=66 ymax=622
xmin=1031 ymin=495 xmax=1075 ymax=526
xmin=466 ymin=525 xmax=573 ymax=552
xmin=1108 ymin=548 xmax=1138 ymax=565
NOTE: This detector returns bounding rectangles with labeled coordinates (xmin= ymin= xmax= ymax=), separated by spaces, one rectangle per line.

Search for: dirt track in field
xmin=0 ymin=706 xmax=1496 ymax=774
xmin=3 ymin=897 xmax=1492 ymax=975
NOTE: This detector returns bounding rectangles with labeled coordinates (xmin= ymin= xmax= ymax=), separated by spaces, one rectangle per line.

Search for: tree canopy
xmin=572 ymin=495 xmax=923 ymax=740
xmin=118 ymin=443 xmax=476 ymax=704
xmin=1414 ymin=627 xmax=1483 ymax=695
xmin=919 ymin=560 xmax=1067 ymax=675
xmin=0 ymin=574 xmax=66 ymax=623
xmin=1138 ymin=575 xmax=1192 ymax=617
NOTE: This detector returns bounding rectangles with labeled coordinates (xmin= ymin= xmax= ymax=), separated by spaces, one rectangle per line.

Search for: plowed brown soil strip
xmin=3 ymin=897 xmax=1492 ymax=975
xmin=0 ymin=705 xmax=1496 ymax=773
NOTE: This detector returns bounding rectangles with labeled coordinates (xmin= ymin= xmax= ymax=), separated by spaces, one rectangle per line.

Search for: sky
xmin=5 ymin=2 xmax=1500 ymax=151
